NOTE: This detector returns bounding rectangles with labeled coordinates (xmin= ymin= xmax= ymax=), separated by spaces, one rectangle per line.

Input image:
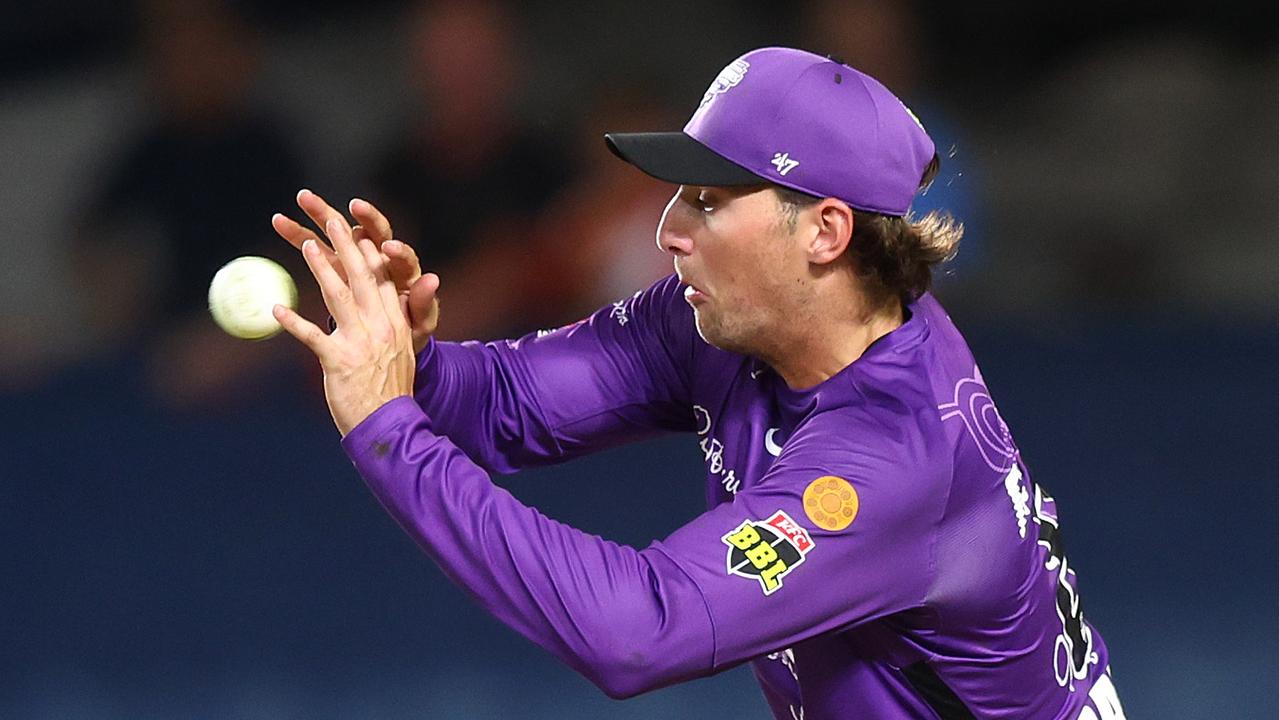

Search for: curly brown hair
xmin=774 ymin=154 xmax=962 ymax=306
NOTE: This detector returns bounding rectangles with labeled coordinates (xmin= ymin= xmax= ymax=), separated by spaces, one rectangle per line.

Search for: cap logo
xmin=770 ymin=152 xmax=799 ymax=176
xmin=699 ymin=59 xmax=750 ymax=109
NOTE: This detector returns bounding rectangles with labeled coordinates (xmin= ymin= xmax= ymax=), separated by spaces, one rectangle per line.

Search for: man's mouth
xmin=676 ymin=266 xmax=709 ymax=305
xmin=683 ymin=284 xmax=708 ymax=306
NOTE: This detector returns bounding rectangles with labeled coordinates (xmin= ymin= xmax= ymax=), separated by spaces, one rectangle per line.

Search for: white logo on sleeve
xmin=771 ymin=152 xmax=799 ymax=176
xmin=764 ymin=428 xmax=783 ymax=457
xmin=693 ymin=405 xmax=740 ymax=495
xmin=608 ymin=290 xmax=642 ymax=326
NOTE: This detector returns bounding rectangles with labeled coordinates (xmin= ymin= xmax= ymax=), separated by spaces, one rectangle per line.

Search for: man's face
xmin=656 ymin=185 xmax=808 ymax=356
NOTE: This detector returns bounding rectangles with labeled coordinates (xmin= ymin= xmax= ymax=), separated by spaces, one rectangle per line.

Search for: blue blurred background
xmin=2 ymin=1 xmax=1276 ymax=718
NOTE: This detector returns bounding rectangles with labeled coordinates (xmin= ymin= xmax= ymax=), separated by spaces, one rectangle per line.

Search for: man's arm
xmin=272 ymin=212 xmax=939 ymax=698
xmin=273 ymin=191 xmax=697 ymax=473
xmin=412 ymin=274 xmax=697 ymax=473
xmin=343 ymin=399 xmax=939 ymax=699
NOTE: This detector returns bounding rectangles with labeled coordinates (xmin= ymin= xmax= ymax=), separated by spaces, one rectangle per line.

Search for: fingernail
xmin=297 ymin=188 xmax=310 ymax=199
xmin=302 ymin=238 xmax=315 ymax=254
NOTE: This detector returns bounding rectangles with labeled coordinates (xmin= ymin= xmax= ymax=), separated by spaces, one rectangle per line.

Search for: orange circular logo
xmin=803 ymin=476 xmax=859 ymax=531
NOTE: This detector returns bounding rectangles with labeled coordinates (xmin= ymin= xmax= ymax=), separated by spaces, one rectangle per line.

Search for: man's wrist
xmin=340 ymin=395 xmax=428 ymax=455
xmin=337 ymin=393 xmax=413 ymax=438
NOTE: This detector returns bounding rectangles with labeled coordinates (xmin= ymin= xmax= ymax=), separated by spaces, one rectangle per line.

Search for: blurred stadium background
xmin=2 ymin=1 xmax=1275 ymax=717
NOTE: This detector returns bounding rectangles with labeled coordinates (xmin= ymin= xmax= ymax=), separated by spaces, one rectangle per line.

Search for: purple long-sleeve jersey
xmin=340 ymin=274 xmax=1125 ymax=719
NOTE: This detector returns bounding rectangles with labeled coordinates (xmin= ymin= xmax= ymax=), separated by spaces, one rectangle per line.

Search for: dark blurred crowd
xmin=5 ymin=0 xmax=990 ymax=410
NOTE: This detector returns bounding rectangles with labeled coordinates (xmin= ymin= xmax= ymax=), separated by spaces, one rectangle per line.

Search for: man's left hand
xmin=273 ymin=215 xmax=416 ymax=437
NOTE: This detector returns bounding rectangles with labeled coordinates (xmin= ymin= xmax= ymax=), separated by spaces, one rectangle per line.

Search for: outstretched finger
xmin=405 ymin=273 xmax=440 ymax=354
xmin=358 ymin=237 xmax=403 ymax=331
xmin=272 ymin=303 xmax=331 ymax=357
xmin=297 ymin=189 xmax=352 ymax=241
xmin=271 ymin=212 xmax=320 ymax=251
xmin=350 ymin=198 xmax=394 ymax=244
xmin=408 ymin=272 xmax=440 ymax=327
xmin=272 ymin=212 xmax=345 ymax=274
xmin=382 ymin=239 xmax=423 ymax=289
xmin=302 ymin=238 xmax=361 ymax=331
xmin=324 ymin=217 xmax=380 ymax=311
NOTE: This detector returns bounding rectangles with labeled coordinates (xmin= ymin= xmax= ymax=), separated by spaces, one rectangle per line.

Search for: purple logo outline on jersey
xmin=938 ymin=365 xmax=1018 ymax=473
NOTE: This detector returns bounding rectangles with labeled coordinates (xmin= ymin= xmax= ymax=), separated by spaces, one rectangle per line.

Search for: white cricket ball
xmin=207 ymin=256 xmax=298 ymax=340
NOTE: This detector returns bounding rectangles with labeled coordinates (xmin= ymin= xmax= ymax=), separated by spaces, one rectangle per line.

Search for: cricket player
xmin=271 ymin=47 xmax=1124 ymax=719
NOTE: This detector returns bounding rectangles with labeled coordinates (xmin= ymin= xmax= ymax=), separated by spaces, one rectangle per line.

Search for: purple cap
xmin=605 ymin=47 xmax=936 ymax=216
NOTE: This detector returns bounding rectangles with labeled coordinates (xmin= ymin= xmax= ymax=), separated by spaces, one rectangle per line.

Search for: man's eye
xmin=697 ymin=194 xmax=715 ymax=212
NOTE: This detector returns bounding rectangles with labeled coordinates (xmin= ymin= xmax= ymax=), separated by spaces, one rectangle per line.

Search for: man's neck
xmin=764 ymin=293 xmax=904 ymax=391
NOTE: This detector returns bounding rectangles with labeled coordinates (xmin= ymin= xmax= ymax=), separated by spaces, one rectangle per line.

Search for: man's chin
xmin=692 ymin=311 xmax=720 ymax=348
xmin=693 ymin=312 xmax=749 ymax=355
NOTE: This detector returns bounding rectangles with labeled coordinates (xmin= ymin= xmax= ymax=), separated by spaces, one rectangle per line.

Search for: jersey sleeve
xmin=653 ymin=408 xmax=945 ymax=665
xmin=342 ymin=398 xmax=945 ymax=699
xmin=413 ymin=274 xmax=696 ymax=474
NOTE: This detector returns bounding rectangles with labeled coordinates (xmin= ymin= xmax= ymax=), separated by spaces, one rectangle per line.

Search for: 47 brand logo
xmin=722 ymin=511 xmax=814 ymax=595
xmin=770 ymin=152 xmax=799 ymax=176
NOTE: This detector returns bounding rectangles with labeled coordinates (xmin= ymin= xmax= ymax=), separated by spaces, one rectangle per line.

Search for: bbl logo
xmin=722 ymin=510 xmax=814 ymax=595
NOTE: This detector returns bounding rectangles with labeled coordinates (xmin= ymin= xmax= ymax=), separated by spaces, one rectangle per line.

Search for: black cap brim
xmin=604 ymin=132 xmax=764 ymax=186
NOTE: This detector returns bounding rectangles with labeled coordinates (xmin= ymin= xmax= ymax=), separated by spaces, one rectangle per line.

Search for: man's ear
xmin=807 ymin=198 xmax=854 ymax=265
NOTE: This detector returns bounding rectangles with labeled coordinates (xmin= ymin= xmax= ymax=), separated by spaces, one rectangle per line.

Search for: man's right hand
xmin=272 ymin=189 xmax=440 ymax=354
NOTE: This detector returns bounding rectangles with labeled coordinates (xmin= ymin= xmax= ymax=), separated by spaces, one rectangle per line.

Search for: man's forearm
xmin=410 ymin=276 xmax=697 ymax=475
xmin=412 ymin=337 xmax=565 ymax=474
xmin=343 ymin=396 xmax=716 ymax=698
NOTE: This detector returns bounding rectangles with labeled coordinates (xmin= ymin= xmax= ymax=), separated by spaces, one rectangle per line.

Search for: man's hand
xmin=272 ymin=189 xmax=439 ymax=354
xmin=272 ymin=216 xmax=416 ymax=437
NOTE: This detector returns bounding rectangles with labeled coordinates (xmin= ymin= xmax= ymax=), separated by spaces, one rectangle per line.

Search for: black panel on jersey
xmin=901 ymin=662 xmax=977 ymax=720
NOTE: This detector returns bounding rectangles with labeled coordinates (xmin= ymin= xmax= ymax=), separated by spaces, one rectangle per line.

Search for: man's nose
xmin=656 ymin=190 xmax=694 ymax=256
